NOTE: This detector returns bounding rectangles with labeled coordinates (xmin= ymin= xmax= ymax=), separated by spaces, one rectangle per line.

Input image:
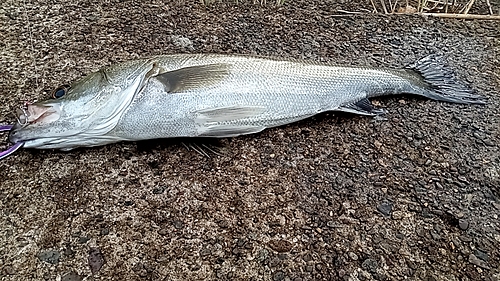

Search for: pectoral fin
xmin=152 ymin=63 xmax=230 ymax=93
xmin=195 ymin=105 xmax=267 ymax=137
xmin=338 ymin=98 xmax=385 ymax=116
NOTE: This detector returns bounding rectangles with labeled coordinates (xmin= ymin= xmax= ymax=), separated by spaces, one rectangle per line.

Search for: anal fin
xmin=195 ymin=105 xmax=267 ymax=137
xmin=198 ymin=125 xmax=266 ymax=138
xmin=338 ymin=98 xmax=385 ymax=116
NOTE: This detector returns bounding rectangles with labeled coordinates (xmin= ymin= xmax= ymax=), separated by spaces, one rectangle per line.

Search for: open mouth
xmin=16 ymin=102 xmax=60 ymax=126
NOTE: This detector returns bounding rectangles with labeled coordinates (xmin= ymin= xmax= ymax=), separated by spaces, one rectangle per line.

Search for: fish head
xmin=9 ymin=59 xmax=154 ymax=150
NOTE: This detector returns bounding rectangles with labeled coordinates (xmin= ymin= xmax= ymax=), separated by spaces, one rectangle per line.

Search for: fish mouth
xmin=9 ymin=103 xmax=61 ymax=145
xmin=16 ymin=103 xmax=61 ymax=126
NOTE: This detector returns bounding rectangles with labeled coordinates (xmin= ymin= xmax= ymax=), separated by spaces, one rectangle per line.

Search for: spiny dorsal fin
xmin=153 ymin=63 xmax=230 ymax=93
xmin=338 ymin=98 xmax=385 ymax=116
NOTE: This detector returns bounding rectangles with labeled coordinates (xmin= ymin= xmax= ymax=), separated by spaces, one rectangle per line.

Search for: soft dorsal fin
xmin=338 ymin=98 xmax=385 ymax=116
xmin=152 ymin=63 xmax=230 ymax=93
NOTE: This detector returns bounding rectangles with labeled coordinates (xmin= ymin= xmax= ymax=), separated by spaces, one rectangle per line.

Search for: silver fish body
xmin=9 ymin=54 xmax=484 ymax=150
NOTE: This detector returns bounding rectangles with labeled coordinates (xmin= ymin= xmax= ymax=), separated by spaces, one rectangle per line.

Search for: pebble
xmin=468 ymin=254 xmax=490 ymax=269
xmin=88 ymin=248 xmax=105 ymax=274
xmin=361 ymin=258 xmax=378 ymax=273
xmin=78 ymin=236 xmax=90 ymax=244
xmin=256 ymin=249 xmax=268 ymax=262
xmin=38 ymin=250 xmax=61 ymax=264
xmin=100 ymin=228 xmax=110 ymax=236
xmin=64 ymin=247 xmax=75 ymax=258
xmin=348 ymin=252 xmax=358 ymax=261
xmin=62 ymin=272 xmax=83 ymax=281
xmin=200 ymin=248 xmax=211 ymax=257
xmin=124 ymin=200 xmax=134 ymax=206
xmin=152 ymin=186 xmax=166 ymax=194
xmin=3 ymin=266 xmax=14 ymax=275
xmin=169 ymin=35 xmax=194 ymax=51
xmin=377 ymin=202 xmax=393 ymax=217
xmin=132 ymin=263 xmax=147 ymax=277
xmin=303 ymin=253 xmax=313 ymax=262
xmin=458 ymin=219 xmax=469 ymax=230
xmin=173 ymin=220 xmax=184 ymax=229
xmin=458 ymin=235 xmax=472 ymax=242
xmin=474 ymin=249 xmax=489 ymax=261
xmin=269 ymin=239 xmax=293 ymax=253
xmin=274 ymin=271 xmax=285 ymax=281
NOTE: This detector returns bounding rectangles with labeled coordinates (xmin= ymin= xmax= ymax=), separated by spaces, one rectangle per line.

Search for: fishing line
xmin=23 ymin=0 xmax=39 ymax=90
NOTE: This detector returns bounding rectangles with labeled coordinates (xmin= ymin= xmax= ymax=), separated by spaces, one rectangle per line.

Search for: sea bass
xmin=7 ymin=54 xmax=484 ymax=151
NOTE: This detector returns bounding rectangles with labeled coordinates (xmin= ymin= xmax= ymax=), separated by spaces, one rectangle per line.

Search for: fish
xmin=6 ymin=54 xmax=484 ymax=151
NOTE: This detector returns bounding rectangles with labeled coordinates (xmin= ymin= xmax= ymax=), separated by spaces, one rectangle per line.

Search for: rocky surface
xmin=0 ymin=0 xmax=499 ymax=280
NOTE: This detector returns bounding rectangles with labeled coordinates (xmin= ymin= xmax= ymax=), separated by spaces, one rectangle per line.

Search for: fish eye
xmin=52 ymin=85 xmax=70 ymax=99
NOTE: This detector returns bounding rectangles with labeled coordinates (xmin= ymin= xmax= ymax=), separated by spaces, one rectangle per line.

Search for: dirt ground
xmin=1 ymin=0 xmax=499 ymax=280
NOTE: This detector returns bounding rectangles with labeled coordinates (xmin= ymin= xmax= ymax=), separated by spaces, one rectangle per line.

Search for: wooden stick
xmin=370 ymin=0 xmax=379 ymax=13
xmin=421 ymin=12 xmax=500 ymax=19
xmin=380 ymin=0 xmax=388 ymax=14
xmin=485 ymin=0 xmax=493 ymax=15
xmin=461 ymin=0 xmax=475 ymax=14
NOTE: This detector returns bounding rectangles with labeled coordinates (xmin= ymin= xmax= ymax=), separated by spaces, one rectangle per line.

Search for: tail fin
xmin=406 ymin=55 xmax=486 ymax=104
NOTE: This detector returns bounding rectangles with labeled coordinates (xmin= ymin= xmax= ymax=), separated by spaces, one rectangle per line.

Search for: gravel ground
xmin=1 ymin=1 xmax=499 ymax=280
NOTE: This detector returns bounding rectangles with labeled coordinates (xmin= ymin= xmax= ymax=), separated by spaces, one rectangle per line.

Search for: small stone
xmin=474 ymin=249 xmax=489 ymax=261
xmin=173 ymin=220 xmax=183 ymax=229
xmin=78 ymin=236 xmax=90 ymax=244
xmin=326 ymin=221 xmax=338 ymax=228
xmin=3 ymin=266 xmax=14 ymax=275
xmin=377 ymin=202 xmax=393 ymax=217
xmin=268 ymin=239 xmax=293 ymax=253
xmin=430 ymin=231 xmax=441 ymax=240
xmin=273 ymin=271 xmax=285 ymax=281
xmin=38 ymin=250 xmax=61 ymax=264
xmin=362 ymin=258 xmax=378 ymax=273
xmin=64 ymin=247 xmax=75 ymax=258
xmin=459 ymin=235 xmax=473 ymax=242
xmin=132 ymin=263 xmax=147 ymax=277
xmin=200 ymin=248 xmax=211 ymax=257
xmin=62 ymin=272 xmax=83 ymax=281
xmin=158 ymin=229 xmax=167 ymax=236
xmin=169 ymin=35 xmax=194 ymax=50
xmin=100 ymin=228 xmax=109 ymax=236
xmin=305 ymin=265 xmax=313 ymax=272
xmin=88 ymin=248 xmax=105 ymax=274
xmin=256 ymin=249 xmax=268 ymax=262
xmin=348 ymin=252 xmax=358 ymax=261
xmin=303 ymin=253 xmax=313 ymax=262
xmin=458 ymin=219 xmax=469 ymax=230
xmin=483 ymin=139 xmax=495 ymax=146
xmin=278 ymin=253 xmax=287 ymax=260
xmin=469 ymin=254 xmax=491 ymax=269
xmin=152 ymin=186 xmax=165 ymax=194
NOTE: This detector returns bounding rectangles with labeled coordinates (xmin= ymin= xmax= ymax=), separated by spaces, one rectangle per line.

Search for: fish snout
xmin=8 ymin=123 xmax=25 ymax=144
